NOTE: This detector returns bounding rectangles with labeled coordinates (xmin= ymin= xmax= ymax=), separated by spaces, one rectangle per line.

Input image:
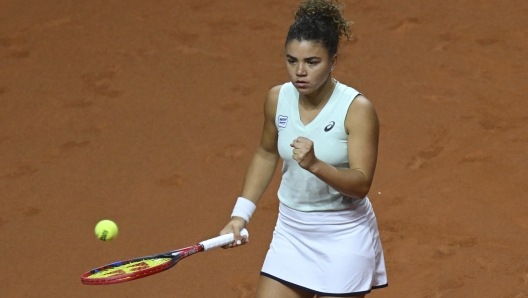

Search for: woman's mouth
xmin=295 ymin=81 xmax=309 ymax=88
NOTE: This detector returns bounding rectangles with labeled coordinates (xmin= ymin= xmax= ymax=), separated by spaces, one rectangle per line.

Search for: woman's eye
xmin=288 ymin=60 xmax=296 ymax=64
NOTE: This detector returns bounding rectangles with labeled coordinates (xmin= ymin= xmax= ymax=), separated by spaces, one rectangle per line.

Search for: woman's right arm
xmin=220 ymin=85 xmax=281 ymax=246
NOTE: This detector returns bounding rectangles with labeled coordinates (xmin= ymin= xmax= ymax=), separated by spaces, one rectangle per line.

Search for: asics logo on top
xmin=324 ymin=121 xmax=335 ymax=132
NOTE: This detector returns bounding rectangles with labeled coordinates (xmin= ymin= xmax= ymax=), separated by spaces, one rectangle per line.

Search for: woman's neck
xmin=299 ymin=76 xmax=336 ymax=109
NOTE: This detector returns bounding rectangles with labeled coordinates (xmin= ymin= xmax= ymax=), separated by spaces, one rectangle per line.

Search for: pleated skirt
xmin=261 ymin=197 xmax=388 ymax=296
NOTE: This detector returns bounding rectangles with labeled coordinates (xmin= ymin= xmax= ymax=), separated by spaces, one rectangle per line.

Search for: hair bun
xmin=294 ymin=0 xmax=351 ymax=40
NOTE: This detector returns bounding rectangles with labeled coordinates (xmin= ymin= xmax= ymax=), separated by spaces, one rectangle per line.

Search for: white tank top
xmin=275 ymin=80 xmax=364 ymax=211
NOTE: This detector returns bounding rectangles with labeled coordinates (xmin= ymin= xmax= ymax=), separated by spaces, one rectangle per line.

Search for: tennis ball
xmin=95 ymin=220 xmax=118 ymax=241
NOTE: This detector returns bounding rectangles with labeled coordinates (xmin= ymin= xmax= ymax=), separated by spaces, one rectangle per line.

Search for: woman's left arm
xmin=291 ymin=95 xmax=379 ymax=199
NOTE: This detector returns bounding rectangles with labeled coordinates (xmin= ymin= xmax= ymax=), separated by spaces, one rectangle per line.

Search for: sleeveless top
xmin=275 ymin=80 xmax=364 ymax=211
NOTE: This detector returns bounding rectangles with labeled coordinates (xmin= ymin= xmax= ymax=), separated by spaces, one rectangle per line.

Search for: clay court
xmin=1 ymin=0 xmax=528 ymax=297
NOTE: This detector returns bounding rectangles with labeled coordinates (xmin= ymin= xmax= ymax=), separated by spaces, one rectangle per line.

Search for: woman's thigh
xmin=256 ymin=275 xmax=367 ymax=298
xmin=256 ymin=275 xmax=314 ymax=298
xmin=317 ymin=295 xmax=365 ymax=298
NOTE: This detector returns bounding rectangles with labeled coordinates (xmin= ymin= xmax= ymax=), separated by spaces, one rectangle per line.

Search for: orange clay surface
xmin=1 ymin=0 xmax=528 ymax=297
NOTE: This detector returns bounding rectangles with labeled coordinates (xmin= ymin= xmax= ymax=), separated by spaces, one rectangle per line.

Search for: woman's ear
xmin=331 ymin=54 xmax=337 ymax=71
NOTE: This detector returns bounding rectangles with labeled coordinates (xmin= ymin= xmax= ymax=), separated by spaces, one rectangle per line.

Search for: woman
xmin=220 ymin=0 xmax=388 ymax=297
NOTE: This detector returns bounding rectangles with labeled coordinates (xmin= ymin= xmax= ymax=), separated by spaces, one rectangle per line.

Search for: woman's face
xmin=285 ymin=40 xmax=336 ymax=95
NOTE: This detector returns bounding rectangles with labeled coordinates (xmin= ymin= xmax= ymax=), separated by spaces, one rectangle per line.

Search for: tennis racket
xmin=81 ymin=229 xmax=248 ymax=285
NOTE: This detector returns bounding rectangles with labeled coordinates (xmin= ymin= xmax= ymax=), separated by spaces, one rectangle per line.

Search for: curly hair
xmin=286 ymin=0 xmax=351 ymax=57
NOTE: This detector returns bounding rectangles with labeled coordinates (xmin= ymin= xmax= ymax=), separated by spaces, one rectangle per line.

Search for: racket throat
xmin=171 ymin=244 xmax=204 ymax=259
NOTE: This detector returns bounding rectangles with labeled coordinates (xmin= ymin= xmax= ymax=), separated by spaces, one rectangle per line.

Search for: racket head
xmin=81 ymin=245 xmax=202 ymax=285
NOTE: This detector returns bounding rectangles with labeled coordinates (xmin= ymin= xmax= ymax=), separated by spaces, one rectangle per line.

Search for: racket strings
xmin=87 ymin=258 xmax=171 ymax=279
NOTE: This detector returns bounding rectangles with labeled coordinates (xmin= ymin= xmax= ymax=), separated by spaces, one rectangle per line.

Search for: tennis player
xmin=220 ymin=0 xmax=388 ymax=297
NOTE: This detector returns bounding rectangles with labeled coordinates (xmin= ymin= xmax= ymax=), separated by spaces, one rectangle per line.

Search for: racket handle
xmin=200 ymin=229 xmax=249 ymax=251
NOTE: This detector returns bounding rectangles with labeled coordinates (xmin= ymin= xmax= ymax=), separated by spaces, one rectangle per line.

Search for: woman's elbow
xmin=350 ymin=183 xmax=372 ymax=199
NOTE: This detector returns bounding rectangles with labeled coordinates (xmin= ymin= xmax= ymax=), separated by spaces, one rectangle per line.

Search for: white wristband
xmin=231 ymin=197 xmax=256 ymax=223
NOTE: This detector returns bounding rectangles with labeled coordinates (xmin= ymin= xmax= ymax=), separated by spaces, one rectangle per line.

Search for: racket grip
xmin=200 ymin=229 xmax=249 ymax=251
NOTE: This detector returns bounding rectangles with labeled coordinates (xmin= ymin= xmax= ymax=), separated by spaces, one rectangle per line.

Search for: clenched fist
xmin=290 ymin=137 xmax=318 ymax=170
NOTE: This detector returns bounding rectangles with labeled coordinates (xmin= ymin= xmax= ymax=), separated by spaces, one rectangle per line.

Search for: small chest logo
xmin=324 ymin=121 xmax=335 ymax=132
xmin=278 ymin=115 xmax=288 ymax=128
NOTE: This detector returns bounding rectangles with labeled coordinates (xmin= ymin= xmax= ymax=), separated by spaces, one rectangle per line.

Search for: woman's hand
xmin=220 ymin=217 xmax=249 ymax=249
xmin=291 ymin=137 xmax=319 ymax=171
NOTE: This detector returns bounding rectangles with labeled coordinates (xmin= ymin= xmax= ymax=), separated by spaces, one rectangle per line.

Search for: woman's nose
xmin=296 ymin=64 xmax=307 ymax=76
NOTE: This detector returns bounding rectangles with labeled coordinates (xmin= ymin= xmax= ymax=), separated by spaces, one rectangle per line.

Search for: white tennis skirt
xmin=261 ymin=197 xmax=388 ymax=296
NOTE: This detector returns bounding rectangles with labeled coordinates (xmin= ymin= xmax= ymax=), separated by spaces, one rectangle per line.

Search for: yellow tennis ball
xmin=95 ymin=220 xmax=118 ymax=241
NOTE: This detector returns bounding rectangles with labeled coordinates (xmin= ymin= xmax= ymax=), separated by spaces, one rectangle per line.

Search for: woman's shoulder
xmin=266 ymin=83 xmax=288 ymax=105
xmin=268 ymin=84 xmax=283 ymax=97
xmin=263 ymin=84 xmax=283 ymax=119
xmin=335 ymin=80 xmax=361 ymax=97
xmin=346 ymin=94 xmax=378 ymax=130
